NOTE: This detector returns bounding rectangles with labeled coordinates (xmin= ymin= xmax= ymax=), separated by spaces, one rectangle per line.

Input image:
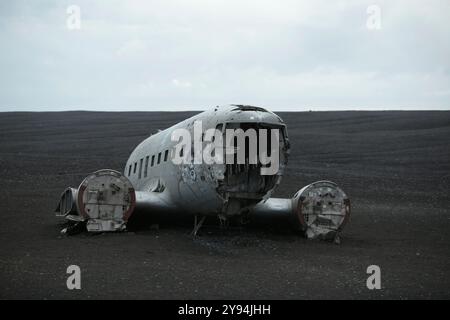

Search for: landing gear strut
xmin=191 ymin=215 xmax=206 ymax=236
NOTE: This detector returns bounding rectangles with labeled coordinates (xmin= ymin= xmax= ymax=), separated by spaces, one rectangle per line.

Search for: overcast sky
xmin=1 ymin=0 xmax=449 ymax=111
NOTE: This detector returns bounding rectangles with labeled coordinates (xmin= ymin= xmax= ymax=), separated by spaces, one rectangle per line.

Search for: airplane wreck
xmin=55 ymin=105 xmax=350 ymax=240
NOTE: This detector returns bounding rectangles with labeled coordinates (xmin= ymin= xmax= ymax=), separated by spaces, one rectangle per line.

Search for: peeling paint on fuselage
xmin=125 ymin=105 xmax=290 ymax=218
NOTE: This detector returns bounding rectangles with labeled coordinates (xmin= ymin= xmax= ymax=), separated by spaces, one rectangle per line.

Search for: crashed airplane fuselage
xmin=56 ymin=105 xmax=350 ymax=239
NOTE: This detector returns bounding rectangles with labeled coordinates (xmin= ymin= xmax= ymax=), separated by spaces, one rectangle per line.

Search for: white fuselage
xmin=124 ymin=105 xmax=289 ymax=217
xmin=56 ymin=104 xmax=350 ymax=238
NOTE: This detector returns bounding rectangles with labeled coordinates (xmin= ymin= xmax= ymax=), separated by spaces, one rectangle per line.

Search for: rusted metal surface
xmin=250 ymin=181 xmax=350 ymax=240
xmin=294 ymin=181 xmax=350 ymax=240
xmin=56 ymin=169 xmax=136 ymax=232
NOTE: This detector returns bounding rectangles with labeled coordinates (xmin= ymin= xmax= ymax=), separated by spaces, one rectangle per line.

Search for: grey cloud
xmin=0 ymin=0 xmax=449 ymax=111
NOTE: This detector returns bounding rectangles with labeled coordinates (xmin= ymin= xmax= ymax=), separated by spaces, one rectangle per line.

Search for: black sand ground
xmin=0 ymin=111 xmax=449 ymax=299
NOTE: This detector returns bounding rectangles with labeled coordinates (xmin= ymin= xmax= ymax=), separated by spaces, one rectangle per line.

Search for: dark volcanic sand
xmin=0 ymin=111 xmax=449 ymax=299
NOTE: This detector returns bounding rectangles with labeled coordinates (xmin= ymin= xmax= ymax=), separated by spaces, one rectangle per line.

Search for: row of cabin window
xmin=127 ymin=124 xmax=223 ymax=179
xmin=128 ymin=149 xmax=169 ymax=178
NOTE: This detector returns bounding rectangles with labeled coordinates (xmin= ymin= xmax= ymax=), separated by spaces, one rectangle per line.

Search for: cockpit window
xmin=231 ymin=105 xmax=268 ymax=112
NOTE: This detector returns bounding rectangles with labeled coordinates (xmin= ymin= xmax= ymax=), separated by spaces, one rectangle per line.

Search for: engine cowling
xmin=55 ymin=169 xmax=136 ymax=232
xmin=249 ymin=180 xmax=350 ymax=240
xmin=291 ymin=180 xmax=350 ymax=239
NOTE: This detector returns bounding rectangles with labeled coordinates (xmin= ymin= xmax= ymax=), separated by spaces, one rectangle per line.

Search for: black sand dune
xmin=0 ymin=111 xmax=449 ymax=299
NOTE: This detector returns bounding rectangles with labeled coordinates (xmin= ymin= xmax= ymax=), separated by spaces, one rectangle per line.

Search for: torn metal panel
xmin=216 ymin=120 xmax=290 ymax=218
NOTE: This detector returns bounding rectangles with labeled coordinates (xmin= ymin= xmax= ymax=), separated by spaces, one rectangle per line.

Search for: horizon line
xmin=1 ymin=105 xmax=450 ymax=113
xmin=1 ymin=108 xmax=450 ymax=113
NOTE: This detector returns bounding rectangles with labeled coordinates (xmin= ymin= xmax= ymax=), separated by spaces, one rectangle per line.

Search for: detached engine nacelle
xmin=55 ymin=169 xmax=136 ymax=233
xmin=250 ymin=181 xmax=350 ymax=240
